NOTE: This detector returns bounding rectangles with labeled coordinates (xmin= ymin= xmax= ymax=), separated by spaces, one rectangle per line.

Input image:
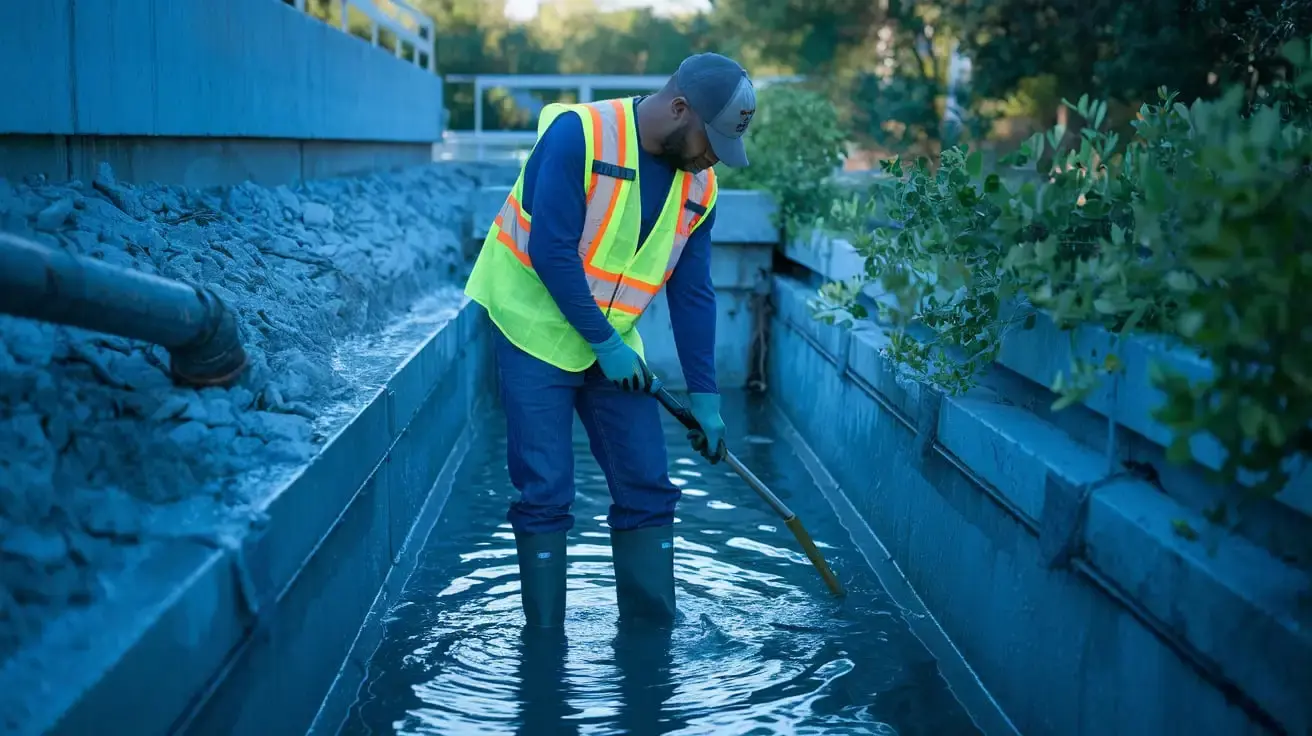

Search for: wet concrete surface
xmin=340 ymin=391 xmax=984 ymax=736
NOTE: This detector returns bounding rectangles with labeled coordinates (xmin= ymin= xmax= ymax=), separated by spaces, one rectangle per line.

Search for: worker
xmin=464 ymin=53 xmax=757 ymax=629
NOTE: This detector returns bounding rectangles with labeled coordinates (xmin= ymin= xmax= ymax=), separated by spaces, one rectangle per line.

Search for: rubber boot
xmin=610 ymin=525 xmax=676 ymax=626
xmin=514 ymin=531 xmax=567 ymax=629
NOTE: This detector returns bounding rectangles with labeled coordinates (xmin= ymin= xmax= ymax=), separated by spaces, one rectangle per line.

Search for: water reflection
xmin=515 ymin=629 xmax=577 ymax=735
xmin=343 ymin=393 xmax=981 ymax=736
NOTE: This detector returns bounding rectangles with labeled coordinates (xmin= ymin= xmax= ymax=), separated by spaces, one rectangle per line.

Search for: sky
xmin=504 ymin=0 xmax=711 ymax=22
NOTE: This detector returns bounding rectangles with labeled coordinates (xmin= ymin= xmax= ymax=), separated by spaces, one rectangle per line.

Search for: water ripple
xmin=344 ymin=396 xmax=982 ymax=736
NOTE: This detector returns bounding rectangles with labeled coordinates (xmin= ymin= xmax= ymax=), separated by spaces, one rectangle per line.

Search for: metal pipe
xmin=0 ymin=232 xmax=248 ymax=388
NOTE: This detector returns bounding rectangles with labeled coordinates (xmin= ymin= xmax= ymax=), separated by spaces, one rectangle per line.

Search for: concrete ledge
xmin=0 ymin=301 xmax=491 ymax=736
xmin=0 ymin=135 xmax=436 ymax=188
xmin=470 ymin=186 xmax=779 ymax=244
xmin=781 ymin=235 xmax=1311 ymax=519
xmin=770 ymin=274 xmax=1312 ymax=736
xmin=0 ymin=0 xmax=443 ymax=142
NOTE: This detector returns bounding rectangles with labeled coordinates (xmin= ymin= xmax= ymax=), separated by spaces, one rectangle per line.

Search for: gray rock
xmin=167 ymin=420 xmax=211 ymax=447
xmin=0 ymin=526 xmax=69 ymax=566
xmin=182 ymin=396 xmax=237 ymax=427
xmin=3 ymin=318 xmax=56 ymax=366
xmin=35 ymin=198 xmax=76 ymax=231
xmin=150 ymin=394 xmax=191 ymax=421
xmin=111 ymin=351 xmax=172 ymax=392
xmin=0 ymin=160 xmax=476 ymax=657
xmin=301 ymin=201 xmax=334 ymax=228
xmin=92 ymin=163 xmax=147 ymax=220
xmin=245 ymin=411 xmax=312 ymax=444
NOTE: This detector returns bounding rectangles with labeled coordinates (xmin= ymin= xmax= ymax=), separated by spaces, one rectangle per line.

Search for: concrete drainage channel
xmin=3 ymin=171 xmax=1301 ymax=734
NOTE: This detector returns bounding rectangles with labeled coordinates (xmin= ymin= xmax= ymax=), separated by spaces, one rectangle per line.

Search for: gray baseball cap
xmin=676 ymin=53 xmax=756 ymax=168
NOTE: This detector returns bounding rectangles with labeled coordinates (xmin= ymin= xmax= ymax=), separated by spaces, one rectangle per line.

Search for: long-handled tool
xmin=653 ymin=386 xmax=845 ymax=597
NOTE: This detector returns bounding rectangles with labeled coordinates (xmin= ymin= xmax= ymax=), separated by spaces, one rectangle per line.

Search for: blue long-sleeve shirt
xmin=520 ymin=99 xmax=719 ymax=394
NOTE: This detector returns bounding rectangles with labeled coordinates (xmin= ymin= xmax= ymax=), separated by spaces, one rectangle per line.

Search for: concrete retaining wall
xmin=767 ymin=269 xmax=1311 ymax=735
xmin=0 ymin=0 xmax=443 ymax=185
xmin=469 ymin=186 xmax=780 ymax=390
xmin=5 ymin=302 xmax=491 ymax=736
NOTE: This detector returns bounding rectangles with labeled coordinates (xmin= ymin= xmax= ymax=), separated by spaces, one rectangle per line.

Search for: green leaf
xmin=966 ymin=150 xmax=983 ymax=181
xmin=1177 ymin=310 xmax=1206 ymax=338
xmin=1166 ymin=436 xmax=1194 ymax=464
xmin=1171 ymin=519 xmax=1200 ymax=541
xmin=1282 ymin=37 xmax=1308 ymax=67
xmin=1238 ymin=402 xmax=1268 ymax=440
xmin=1203 ymin=502 xmax=1229 ymax=526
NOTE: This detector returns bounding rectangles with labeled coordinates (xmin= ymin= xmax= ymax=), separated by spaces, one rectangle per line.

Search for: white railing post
xmin=435 ymin=74 xmax=804 ymax=161
xmin=293 ymin=1 xmax=433 ymax=73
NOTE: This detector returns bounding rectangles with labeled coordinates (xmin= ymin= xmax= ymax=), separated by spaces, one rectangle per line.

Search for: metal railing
xmin=291 ymin=0 xmax=434 ymax=72
xmin=438 ymin=73 xmax=802 ymax=161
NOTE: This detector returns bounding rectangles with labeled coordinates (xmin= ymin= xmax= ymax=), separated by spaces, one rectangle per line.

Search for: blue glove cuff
xmin=688 ymin=392 xmax=721 ymax=416
xmin=588 ymin=330 xmax=626 ymax=358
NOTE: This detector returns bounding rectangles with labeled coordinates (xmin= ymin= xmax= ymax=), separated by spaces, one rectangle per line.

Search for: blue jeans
xmin=494 ymin=329 xmax=681 ymax=535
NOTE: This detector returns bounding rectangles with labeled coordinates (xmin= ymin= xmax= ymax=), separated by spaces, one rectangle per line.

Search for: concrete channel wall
xmin=771 ymin=235 xmax=1312 ymax=735
xmin=26 ymin=302 xmax=491 ymax=736
xmin=0 ymin=0 xmax=444 ymax=186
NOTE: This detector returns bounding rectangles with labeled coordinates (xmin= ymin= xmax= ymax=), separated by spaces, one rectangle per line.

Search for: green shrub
xmin=814 ymin=38 xmax=1312 ymax=500
xmin=717 ymin=84 xmax=848 ymax=235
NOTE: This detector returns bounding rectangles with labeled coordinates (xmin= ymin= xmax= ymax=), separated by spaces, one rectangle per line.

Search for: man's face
xmin=659 ymin=99 xmax=719 ymax=173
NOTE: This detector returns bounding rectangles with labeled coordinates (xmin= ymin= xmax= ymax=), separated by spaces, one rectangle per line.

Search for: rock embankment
xmin=0 ymin=162 xmax=479 ymax=658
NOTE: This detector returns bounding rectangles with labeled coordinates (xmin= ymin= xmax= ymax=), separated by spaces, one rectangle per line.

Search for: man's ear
xmin=670 ymin=96 xmax=691 ymax=121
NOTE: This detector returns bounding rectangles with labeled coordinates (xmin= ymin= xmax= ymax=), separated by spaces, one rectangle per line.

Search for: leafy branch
xmin=811 ymin=37 xmax=1312 ymax=500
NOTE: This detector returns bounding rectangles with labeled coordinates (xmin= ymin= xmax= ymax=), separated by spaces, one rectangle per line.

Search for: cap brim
xmin=705 ymin=125 xmax=749 ymax=168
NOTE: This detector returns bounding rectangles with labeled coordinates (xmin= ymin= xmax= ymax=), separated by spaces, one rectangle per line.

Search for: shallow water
xmin=317 ymin=289 xmax=467 ymax=436
xmin=342 ymin=392 xmax=983 ymax=736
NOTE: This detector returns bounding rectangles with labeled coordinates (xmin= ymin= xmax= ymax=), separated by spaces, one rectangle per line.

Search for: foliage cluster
xmin=716 ymin=85 xmax=850 ymax=233
xmin=813 ymin=39 xmax=1312 ymax=499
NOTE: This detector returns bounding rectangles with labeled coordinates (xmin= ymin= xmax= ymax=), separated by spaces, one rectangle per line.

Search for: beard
xmin=657 ymin=124 xmax=701 ymax=172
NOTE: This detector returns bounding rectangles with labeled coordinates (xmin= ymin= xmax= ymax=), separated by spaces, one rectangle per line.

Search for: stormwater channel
xmin=326 ymin=391 xmax=1000 ymax=736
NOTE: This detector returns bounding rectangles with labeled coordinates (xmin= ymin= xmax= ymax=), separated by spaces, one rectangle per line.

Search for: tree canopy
xmin=337 ymin=0 xmax=1312 ymax=150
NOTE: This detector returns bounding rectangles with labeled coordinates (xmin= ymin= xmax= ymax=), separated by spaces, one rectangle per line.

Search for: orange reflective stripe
xmin=674 ymin=175 xmax=695 ymax=236
xmin=581 ymin=100 xmax=629 ymax=280
xmin=660 ymin=168 xmax=717 ymax=285
xmin=492 ymin=191 xmax=532 ymax=267
xmin=607 ymin=283 xmax=654 ymax=314
xmin=494 ymin=223 xmax=530 ymax=267
xmin=586 ymin=107 xmax=605 ymax=206
xmin=507 ymin=192 xmax=530 ymax=232
xmin=619 ymin=274 xmax=660 ymax=295
xmin=602 ymin=298 xmax=644 ymax=316
xmin=587 ymin=280 xmax=645 ymax=315
xmin=689 ymin=167 xmax=716 ymax=232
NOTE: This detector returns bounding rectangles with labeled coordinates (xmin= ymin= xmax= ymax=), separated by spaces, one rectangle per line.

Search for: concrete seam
xmin=1105 ymin=343 xmax=1121 ymax=475
xmin=1038 ymin=475 xmax=1092 ymax=569
xmin=67 ymin=0 xmax=79 ymax=140
xmin=835 ymin=328 xmax=852 ymax=380
xmin=911 ymin=386 xmax=943 ymax=469
xmin=149 ymin=0 xmax=159 ymax=135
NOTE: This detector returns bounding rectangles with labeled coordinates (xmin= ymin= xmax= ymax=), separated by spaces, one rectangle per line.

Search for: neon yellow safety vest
xmin=464 ymin=97 xmax=719 ymax=372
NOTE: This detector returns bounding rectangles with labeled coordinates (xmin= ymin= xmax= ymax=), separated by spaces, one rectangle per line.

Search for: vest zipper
xmin=604 ymin=275 xmax=622 ymax=318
